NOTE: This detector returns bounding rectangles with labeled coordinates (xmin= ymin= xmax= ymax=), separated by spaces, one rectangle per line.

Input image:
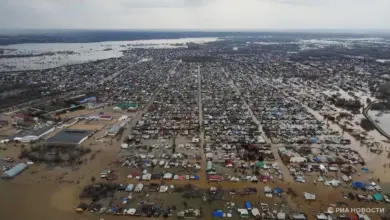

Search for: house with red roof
xmin=208 ymin=174 xmax=223 ymax=182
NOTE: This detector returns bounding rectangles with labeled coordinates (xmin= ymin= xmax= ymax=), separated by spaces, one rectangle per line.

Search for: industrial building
xmin=12 ymin=125 xmax=55 ymax=143
xmin=46 ymin=129 xmax=92 ymax=145
xmin=2 ymin=163 xmax=27 ymax=179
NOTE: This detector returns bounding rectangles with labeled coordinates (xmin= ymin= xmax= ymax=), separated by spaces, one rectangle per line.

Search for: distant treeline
xmin=293 ymin=46 xmax=390 ymax=60
xmin=328 ymin=97 xmax=362 ymax=112
xmin=181 ymin=56 xmax=219 ymax=62
xmin=0 ymin=51 xmax=77 ymax=58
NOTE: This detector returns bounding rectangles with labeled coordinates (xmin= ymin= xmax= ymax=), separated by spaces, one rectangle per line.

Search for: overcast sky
xmin=1 ymin=0 xmax=389 ymax=30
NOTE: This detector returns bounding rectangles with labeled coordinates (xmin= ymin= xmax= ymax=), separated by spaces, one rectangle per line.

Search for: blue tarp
xmin=193 ymin=175 xmax=200 ymax=180
xmin=314 ymin=157 xmax=321 ymax=162
xmin=274 ymin=187 xmax=283 ymax=194
xmin=212 ymin=211 xmax=224 ymax=217
xmin=245 ymin=201 xmax=252 ymax=210
xmin=352 ymin=182 xmax=366 ymax=189
xmin=311 ymin=138 xmax=317 ymax=143
xmin=362 ymin=167 xmax=369 ymax=172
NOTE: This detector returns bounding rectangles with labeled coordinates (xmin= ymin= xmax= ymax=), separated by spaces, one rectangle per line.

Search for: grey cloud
xmin=259 ymin=0 xmax=320 ymax=6
xmin=276 ymin=0 xmax=318 ymax=6
xmin=120 ymin=0 xmax=212 ymax=8
xmin=0 ymin=0 xmax=389 ymax=30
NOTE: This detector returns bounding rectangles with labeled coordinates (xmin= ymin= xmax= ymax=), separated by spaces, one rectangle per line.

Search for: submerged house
xmin=116 ymin=103 xmax=139 ymax=111
xmin=107 ymin=125 xmax=121 ymax=136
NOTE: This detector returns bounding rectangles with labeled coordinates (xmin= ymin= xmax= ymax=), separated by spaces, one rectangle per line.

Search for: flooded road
xmin=198 ymin=63 xmax=207 ymax=180
xmin=0 ymin=62 xmax=389 ymax=220
xmin=263 ymin=78 xmax=390 ymax=183
xmin=222 ymin=67 xmax=294 ymax=183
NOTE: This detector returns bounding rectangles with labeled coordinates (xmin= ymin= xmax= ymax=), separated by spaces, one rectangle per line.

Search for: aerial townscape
xmin=1 ymin=31 xmax=390 ymax=220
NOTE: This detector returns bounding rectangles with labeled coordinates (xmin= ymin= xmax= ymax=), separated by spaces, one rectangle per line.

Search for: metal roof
xmin=46 ymin=129 xmax=92 ymax=145
xmin=4 ymin=163 xmax=27 ymax=178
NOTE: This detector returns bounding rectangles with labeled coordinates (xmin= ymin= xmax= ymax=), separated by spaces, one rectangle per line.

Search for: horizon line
xmin=1 ymin=28 xmax=390 ymax=34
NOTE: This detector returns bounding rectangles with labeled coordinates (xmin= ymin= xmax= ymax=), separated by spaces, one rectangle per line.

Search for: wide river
xmin=0 ymin=37 xmax=219 ymax=71
xmin=368 ymin=110 xmax=390 ymax=135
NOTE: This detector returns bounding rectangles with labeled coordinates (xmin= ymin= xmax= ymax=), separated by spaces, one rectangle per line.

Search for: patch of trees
xmin=360 ymin=118 xmax=376 ymax=131
xmin=328 ymin=97 xmax=362 ymax=112
xmin=181 ymin=56 xmax=219 ymax=62
xmin=371 ymin=102 xmax=390 ymax=111
xmin=19 ymin=144 xmax=91 ymax=164
xmin=376 ymin=82 xmax=390 ymax=109
xmin=79 ymin=183 xmax=119 ymax=199
xmin=0 ymin=90 xmax=43 ymax=109
xmin=378 ymin=82 xmax=390 ymax=98
xmin=54 ymin=105 xmax=85 ymax=116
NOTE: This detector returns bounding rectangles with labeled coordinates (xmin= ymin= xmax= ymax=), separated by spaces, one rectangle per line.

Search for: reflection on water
xmin=0 ymin=37 xmax=219 ymax=71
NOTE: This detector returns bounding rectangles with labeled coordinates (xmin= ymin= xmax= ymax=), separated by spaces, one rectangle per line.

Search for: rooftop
xmin=46 ymin=129 xmax=92 ymax=145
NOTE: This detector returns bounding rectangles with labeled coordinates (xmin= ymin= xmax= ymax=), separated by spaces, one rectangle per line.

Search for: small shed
xmin=373 ymin=193 xmax=383 ymax=201
xmin=125 ymin=184 xmax=134 ymax=192
xmin=256 ymin=161 xmax=264 ymax=167
xmin=245 ymin=201 xmax=252 ymax=210
xmin=352 ymin=181 xmax=366 ymax=190
xmin=212 ymin=210 xmax=224 ymax=218
xmin=237 ymin=209 xmax=249 ymax=218
xmin=264 ymin=186 xmax=272 ymax=193
xmin=304 ymin=192 xmax=316 ymax=200
xmin=277 ymin=212 xmax=286 ymax=220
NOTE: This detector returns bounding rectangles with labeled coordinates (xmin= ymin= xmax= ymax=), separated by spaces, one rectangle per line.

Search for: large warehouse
xmin=45 ymin=129 xmax=92 ymax=145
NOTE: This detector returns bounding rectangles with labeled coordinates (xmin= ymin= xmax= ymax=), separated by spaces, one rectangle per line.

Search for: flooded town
xmin=1 ymin=34 xmax=390 ymax=220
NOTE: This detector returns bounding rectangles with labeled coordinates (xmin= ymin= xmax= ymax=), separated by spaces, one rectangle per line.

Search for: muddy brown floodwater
xmin=1 ymin=135 xmax=390 ymax=220
xmin=0 ymin=178 xmax=388 ymax=220
xmin=1 ymin=110 xmax=390 ymax=220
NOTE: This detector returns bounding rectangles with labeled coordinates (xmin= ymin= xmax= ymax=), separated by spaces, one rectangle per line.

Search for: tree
xmin=360 ymin=118 xmax=375 ymax=131
xmin=54 ymin=154 xmax=62 ymax=163
xmin=254 ymin=167 xmax=260 ymax=175
xmin=378 ymin=82 xmax=390 ymax=100
xmin=172 ymin=133 xmax=177 ymax=154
